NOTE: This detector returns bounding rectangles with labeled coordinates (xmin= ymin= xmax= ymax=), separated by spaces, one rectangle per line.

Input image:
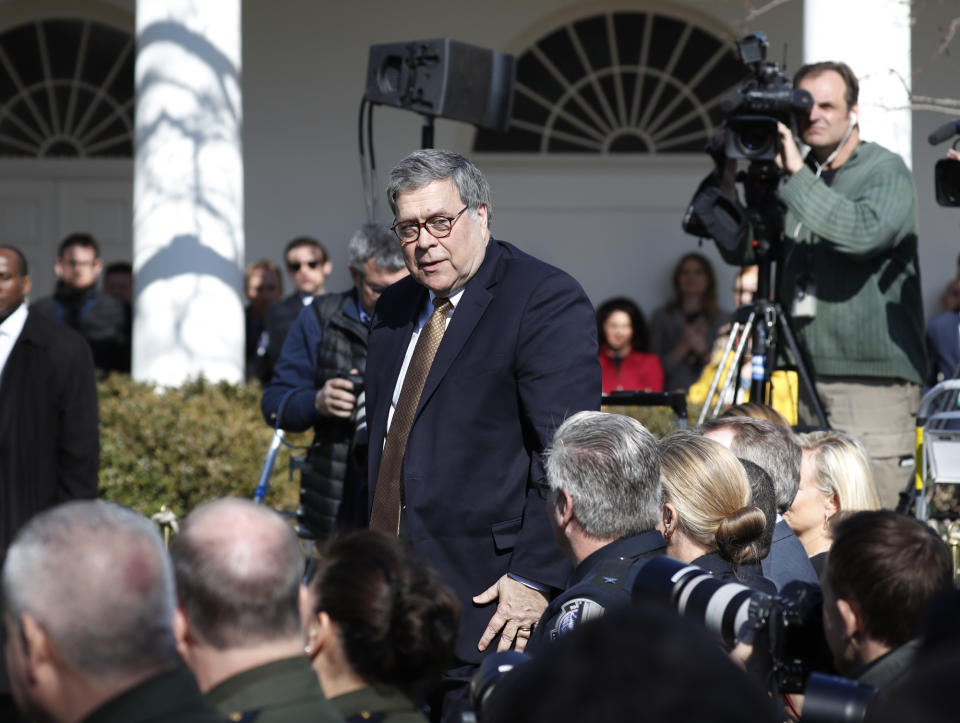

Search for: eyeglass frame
xmin=391 ymin=206 xmax=470 ymax=246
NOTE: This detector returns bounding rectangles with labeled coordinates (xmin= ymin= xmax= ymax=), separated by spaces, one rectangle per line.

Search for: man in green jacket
xmin=720 ymin=61 xmax=925 ymax=507
xmin=171 ymin=498 xmax=342 ymax=723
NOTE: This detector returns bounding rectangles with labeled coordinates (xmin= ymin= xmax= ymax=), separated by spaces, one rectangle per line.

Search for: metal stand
xmin=696 ymin=298 xmax=828 ymax=427
xmin=421 ymin=115 xmax=435 ymax=149
xmin=697 ymin=159 xmax=828 ymax=427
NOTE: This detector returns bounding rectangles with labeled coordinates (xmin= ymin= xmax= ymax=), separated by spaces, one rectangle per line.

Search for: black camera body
xmin=723 ymin=34 xmax=812 ymax=161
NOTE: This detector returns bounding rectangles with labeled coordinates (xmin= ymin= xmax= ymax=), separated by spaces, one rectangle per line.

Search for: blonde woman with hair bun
xmin=784 ymin=430 xmax=881 ymax=576
xmin=658 ymin=430 xmax=775 ymax=593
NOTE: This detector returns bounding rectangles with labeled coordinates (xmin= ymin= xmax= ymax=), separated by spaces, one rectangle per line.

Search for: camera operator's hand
xmin=315 ymin=370 xmax=358 ymax=418
xmin=948 ymin=148 xmax=960 ymax=161
xmin=775 ymin=121 xmax=805 ymax=175
xmin=474 ymin=575 xmax=548 ymax=654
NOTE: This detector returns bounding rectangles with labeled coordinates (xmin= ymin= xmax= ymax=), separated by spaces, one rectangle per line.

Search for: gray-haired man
xmin=527 ymin=411 xmax=666 ymax=650
xmin=262 ymin=223 xmax=408 ymax=539
xmin=1 ymin=500 xmax=223 ymax=723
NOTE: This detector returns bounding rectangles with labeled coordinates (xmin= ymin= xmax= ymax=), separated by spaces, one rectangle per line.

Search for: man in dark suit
xmin=365 ymin=150 xmax=600 ymax=719
xmin=0 ymin=244 xmax=99 ymax=721
xmin=258 ymin=236 xmax=332 ymax=382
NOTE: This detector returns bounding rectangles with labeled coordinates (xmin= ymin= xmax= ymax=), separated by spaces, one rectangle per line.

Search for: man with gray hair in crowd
xmin=262 ymin=223 xmax=408 ymax=539
xmin=702 ymin=416 xmax=818 ymax=588
xmin=526 ymin=411 xmax=665 ymax=651
xmin=1 ymin=500 xmax=223 ymax=723
xmin=170 ymin=497 xmax=341 ymax=722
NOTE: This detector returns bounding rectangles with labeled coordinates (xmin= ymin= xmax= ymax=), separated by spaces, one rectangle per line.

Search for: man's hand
xmin=473 ymin=574 xmax=548 ymax=653
xmin=314 ymin=370 xmax=358 ymax=418
xmin=775 ymin=122 xmax=804 ymax=175
xmin=948 ymin=148 xmax=960 ymax=161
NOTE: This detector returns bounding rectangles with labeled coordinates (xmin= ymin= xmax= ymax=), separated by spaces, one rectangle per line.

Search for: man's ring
xmin=518 ymin=625 xmax=533 ymax=632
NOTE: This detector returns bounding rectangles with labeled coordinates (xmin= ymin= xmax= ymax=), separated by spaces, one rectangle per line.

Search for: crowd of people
xmin=1 ymin=55 xmax=960 ymax=723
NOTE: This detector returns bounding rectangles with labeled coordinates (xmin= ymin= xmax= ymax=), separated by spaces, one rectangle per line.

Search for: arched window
xmin=475 ymin=11 xmax=744 ymax=154
xmin=0 ymin=19 xmax=134 ymax=158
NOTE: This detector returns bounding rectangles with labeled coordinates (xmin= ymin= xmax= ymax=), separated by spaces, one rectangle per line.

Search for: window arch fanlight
xmin=474 ymin=11 xmax=745 ymax=154
xmin=0 ymin=19 xmax=134 ymax=158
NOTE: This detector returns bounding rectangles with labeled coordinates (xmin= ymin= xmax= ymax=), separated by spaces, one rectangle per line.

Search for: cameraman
xmin=261 ymin=224 xmax=408 ymax=539
xmin=526 ymin=411 xmax=665 ymax=651
xmin=719 ymin=62 xmax=925 ymax=509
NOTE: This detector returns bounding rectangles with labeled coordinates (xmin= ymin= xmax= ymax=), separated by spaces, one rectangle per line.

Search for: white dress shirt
xmin=0 ymin=303 xmax=28 ymax=379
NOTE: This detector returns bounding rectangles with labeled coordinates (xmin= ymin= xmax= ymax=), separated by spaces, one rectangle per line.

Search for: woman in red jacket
xmin=597 ymin=297 xmax=664 ymax=394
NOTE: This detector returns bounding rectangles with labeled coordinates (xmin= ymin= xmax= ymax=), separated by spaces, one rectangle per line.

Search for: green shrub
xmin=98 ymin=375 xmax=306 ymax=518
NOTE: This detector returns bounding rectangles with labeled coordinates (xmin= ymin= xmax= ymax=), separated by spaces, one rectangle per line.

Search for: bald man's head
xmin=170 ymin=498 xmax=303 ymax=648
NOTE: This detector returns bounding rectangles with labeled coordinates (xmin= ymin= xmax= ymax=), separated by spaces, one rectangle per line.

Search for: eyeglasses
xmin=287 ymin=260 xmax=323 ymax=273
xmin=391 ymin=207 xmax=468 ymax=245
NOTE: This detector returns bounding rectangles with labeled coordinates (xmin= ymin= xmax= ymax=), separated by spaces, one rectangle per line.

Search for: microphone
xmin=928 ymin=119 xmax=960 ymax=145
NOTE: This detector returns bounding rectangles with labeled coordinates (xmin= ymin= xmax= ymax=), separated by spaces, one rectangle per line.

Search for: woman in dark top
xmin=651 ymin=253 xmax=730 ymax=391
xmin=658 ymin=430 xmax=774 ymax=593
xmin=303 ymin=531 xmax=460 ymax=723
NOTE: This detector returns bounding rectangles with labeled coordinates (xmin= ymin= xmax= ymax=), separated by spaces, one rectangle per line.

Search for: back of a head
xmin=308 ymin=530 xmax=459 ymax=692
xmin=484 ymin=605 xmax=778 ymax=723
xmin=1 ymin=500 xmax=177 ymax=678
xmin=740 ymin=458 xmax=776 ymax=559
xmin=827 ymin=511 xmax=952 ymax=650
xmin=659 ymin=430 xmax=765 ymax=565
xmin=703 ymin=416 xmax=801 ymax=514
xmin=170 ymin=498 xmax=304 ymax=649
xmin=721 ymin=402 xmax=789 ymax=427
xmin=797 ymin=430 xmax=880 ymax=512
xmin=347 ymin=222 xmax=405 ymax=272
xmin=547 ymin=411 xmax=661 ymax=539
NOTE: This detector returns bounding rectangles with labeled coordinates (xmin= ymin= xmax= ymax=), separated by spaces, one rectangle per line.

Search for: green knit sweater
xmin=720 ymin=141 xmax=926 ymax=384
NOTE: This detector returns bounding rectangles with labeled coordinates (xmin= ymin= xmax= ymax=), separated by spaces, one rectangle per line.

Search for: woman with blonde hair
xmin=784 ymin=430 xmax=881 ymax=575
xmin=658 ymin=430 xmax=774 ymax=592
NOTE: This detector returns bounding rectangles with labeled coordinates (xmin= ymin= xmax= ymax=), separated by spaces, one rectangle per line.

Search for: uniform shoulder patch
xmin=346 ymin=711 xmax=387 ymax=723
xmin=550 ymin=597 xmax=605 ymax=641
xmin=228 ymin=711 xmax=260 ymax=723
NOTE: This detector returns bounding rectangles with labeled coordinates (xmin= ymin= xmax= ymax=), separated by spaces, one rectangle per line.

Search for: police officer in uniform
xmin=526 ymin=411 xmax=665 ymax=651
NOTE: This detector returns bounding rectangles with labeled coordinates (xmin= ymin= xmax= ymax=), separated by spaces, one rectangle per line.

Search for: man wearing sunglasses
xmin=364 ymin=149 xmax=599 ymax=722
xmin=258 ymin=236 xmax=333 ymax=382
xmin=262 ymin=224 xmax=407 ymax=539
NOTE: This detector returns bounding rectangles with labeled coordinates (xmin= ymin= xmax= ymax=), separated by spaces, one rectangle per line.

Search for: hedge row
xmin=96 ymin=376 xmax=956 ymax=521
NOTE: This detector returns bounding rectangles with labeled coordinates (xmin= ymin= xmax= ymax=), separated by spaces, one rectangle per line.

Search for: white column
xmin=803 ymin=0 xmax=912 ymax=168
xmin=133 ymin=0 xmax=244 ymax=385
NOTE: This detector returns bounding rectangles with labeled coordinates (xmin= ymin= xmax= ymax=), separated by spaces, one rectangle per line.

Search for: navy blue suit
xmin=761 ymin=518 xmax=820 ymax=589
xmin=366 ymin=239 xmax=601 ymax=663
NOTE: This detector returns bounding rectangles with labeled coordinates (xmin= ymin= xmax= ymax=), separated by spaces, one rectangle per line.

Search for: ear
xmin=849 ymin=104 xmax=859 ymax=126
xmin=53 ymin=258 xmax=64 ymax=278
xmin=824 ymin=491 xmax=840 ymax=519
xmin=22 ymin=275 xmax=31 ymax=297
xmin=476 ymin=203 xmax=489 ymax=234
xmin=554 ymin=489 xmax=575 ymax=529
xmin=348 ymin=266 xmax=360 ymax=287
xmin=19 ymin=612 xmax=53 ymax=681
xmin=322 ymin=259 xmax=333 ymax=277
xmin=836 ymin=597 xmax=861 ymax=642
xmin=660 ymin=502 xmax=676 ymax=536
xmin=172 ymin=606 xmax=192 ymax=661
xmin=92 ymin=257 xmax=103 ymax=276
xmin=306 ymin=611 xmax=336 ymax=662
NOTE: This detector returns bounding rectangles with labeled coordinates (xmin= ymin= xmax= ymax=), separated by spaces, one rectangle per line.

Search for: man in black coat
xmin=0 ymin=245 xmax=99 ymax=720
xmin=258 ymin=236 xmax=332 ymax=382
xmin=31 ymin=233 xmax=131 ymax=373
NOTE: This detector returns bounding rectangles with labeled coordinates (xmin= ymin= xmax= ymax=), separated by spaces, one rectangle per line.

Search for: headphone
xmin=849 ymin=111 xmax=858 ymax=127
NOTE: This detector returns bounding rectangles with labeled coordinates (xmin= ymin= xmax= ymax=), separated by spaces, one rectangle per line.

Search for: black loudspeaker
xmin=365 ymin=39 xmax=515 ymax=132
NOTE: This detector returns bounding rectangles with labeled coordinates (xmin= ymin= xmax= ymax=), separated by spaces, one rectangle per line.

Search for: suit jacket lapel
xmin=415 ymin=240 xmax=503 ymax=417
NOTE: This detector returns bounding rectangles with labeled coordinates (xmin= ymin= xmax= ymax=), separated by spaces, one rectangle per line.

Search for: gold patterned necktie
xmin=369 ymin=296 xmax=453 ymax=534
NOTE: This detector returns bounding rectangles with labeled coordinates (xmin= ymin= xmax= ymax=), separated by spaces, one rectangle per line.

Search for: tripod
xmin=697 ymin=162 xmax=829 ymax=427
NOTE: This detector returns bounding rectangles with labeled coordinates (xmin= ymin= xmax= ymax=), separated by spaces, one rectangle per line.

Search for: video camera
xmin=722 ymin=33 xmax=812 ymax=161
xmin=928 ymin=119 xmax=960 ymax=207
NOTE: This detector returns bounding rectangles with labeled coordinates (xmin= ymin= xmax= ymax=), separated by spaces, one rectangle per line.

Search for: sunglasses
xmin=287 ymin=260 xmax=323 ymax=272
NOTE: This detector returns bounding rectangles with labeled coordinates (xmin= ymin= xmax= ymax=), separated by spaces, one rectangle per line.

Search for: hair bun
xmin=715 ymin=506 xmax=766 ymax=565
